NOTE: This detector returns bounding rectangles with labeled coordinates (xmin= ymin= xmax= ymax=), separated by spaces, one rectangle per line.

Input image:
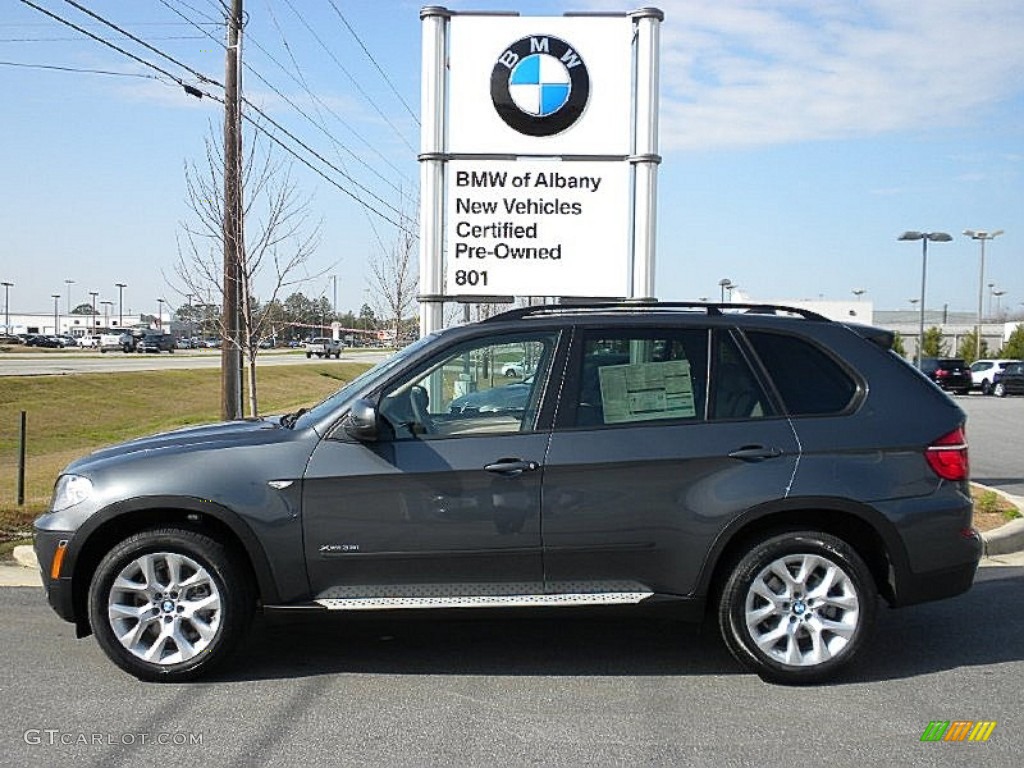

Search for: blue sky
xmin=2 ymin=0 xmax=1022 ymax=321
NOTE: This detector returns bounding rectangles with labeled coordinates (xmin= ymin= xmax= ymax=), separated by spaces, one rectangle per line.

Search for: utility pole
xmin=221 ymin=0 xmax=243 ymax=420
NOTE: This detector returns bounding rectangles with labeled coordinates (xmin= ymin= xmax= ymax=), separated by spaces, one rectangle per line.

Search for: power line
xmin=0 ymin=35 xmax=207 ymax=42
xmin=262 ymin=1 xmax=416 ymax=251
xmin=155 ymin=0 xmax=226 ymax=49
xmin=161 ymin=0 xmax=415 ymax=207
xmin=17 ymin=0 xmax=208 ymax=94
xmin=256 ymin=2 xmax=414 ymax=194
xmin=162 ymin=0 xmax=412 ymax=195
xmin=242 ymin=112 xmax=415 ymax=236
xmin=324 ymin=0 xmax=419 ymax=126
xmin=59 ymin=0 xmax=222 ymax=87
xmin=165 ymin=0 xmax=224 ymax=27
xmin=241 ymin=96 xmax=409 ymax=225
xmin=15 ymin=0 xmax=414 ymax=236
xmin=0 ymin=21 xmax=221 ymax=27
xmin=0 ymin=59 xmax=165 ymax=79
xmin=280 ymin=0 xmax=416 ymax=155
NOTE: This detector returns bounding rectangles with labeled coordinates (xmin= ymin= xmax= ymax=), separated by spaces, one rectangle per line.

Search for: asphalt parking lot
xmin=957 ymin=393 xmax=1024 ymax=498
xmin=2 ymin=564 xmax=1022 ymax=767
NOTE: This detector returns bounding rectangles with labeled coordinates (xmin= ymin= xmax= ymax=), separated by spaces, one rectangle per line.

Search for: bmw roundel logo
xmin=490 ymin=35 xmax=590 ymax=137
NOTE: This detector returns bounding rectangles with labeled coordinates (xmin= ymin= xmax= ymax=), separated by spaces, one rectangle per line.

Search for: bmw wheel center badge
xmin=491 ymin=35 xmax=590 ymax=137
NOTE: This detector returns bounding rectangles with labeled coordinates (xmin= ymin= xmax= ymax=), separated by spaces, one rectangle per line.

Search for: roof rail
xmin=481 ymin=301 xmax=832 ymax=323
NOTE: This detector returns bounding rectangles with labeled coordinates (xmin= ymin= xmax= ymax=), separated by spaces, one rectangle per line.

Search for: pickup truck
xmin=305 ymin=336 xmax=342 ymax=359
xmin=98 ymin=329 xmax=137 ymax=353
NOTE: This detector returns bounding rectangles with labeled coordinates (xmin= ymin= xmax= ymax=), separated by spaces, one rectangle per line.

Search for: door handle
xmin=728 ymin=446 xmax=783 ymax=461
xmin=484 ymin=459 xmax=539 ymax=475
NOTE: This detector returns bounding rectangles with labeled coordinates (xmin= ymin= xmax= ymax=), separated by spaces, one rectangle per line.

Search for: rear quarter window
xmin=745 ymin=331 xmax=858 ymax=416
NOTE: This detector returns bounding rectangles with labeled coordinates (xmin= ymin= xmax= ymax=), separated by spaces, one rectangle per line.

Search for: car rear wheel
xmin=88 ymin=528 xmax=255 ymax=682
xmin=981 ymin=380 xmax=992 ymax=395
xmin=718 ymin=531 xmax=876 ymax=684
xmin=994 ymin=382 xmax=1007 ymax=397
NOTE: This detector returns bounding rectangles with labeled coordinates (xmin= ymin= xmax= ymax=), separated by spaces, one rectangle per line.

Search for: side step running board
xmin=315 ymin=591 xmax=654 ymax=611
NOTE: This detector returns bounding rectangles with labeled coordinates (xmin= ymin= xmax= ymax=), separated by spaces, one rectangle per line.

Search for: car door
xmin=541 ymin=325 xmax=800 ymax=599
xmin=302 ymin=330 xmax=563 ymax=605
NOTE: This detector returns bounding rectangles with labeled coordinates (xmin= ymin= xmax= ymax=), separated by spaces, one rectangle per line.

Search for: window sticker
xmin=598 ymin=359 xmax=695 ymax=423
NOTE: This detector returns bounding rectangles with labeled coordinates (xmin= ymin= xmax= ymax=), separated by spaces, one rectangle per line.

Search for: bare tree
xmin=174 ymin=125 xmax=323 ymax=417
xmin=368 ymin=213 xmax=418 ymax=346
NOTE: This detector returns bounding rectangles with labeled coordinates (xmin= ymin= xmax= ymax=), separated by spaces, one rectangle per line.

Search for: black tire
xmin=88 ymin=527 xmax=255 ymax=682
xmin=981 ymin=380 xmax=992 ymax=396
xmin=994 ymin=382 xmax=1007 ymax=398
xmin=718 ymin=531 xmax=876 ymax=684
xmin=306 ymin=352 xmax=312 ymax=358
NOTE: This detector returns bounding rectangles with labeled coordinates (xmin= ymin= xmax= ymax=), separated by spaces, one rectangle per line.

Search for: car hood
xmin=67 ymin=419 xmax=290 ymax=472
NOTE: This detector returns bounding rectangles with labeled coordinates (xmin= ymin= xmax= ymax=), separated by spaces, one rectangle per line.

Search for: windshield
xmin=291 ymin=334 xmax=439 ymax=431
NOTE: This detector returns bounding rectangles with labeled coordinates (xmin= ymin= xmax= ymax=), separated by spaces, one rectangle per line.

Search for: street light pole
xmin=1 ymin=281 xmax=12 ymax=333
xmin=88 ymin=291 xmax=99 ymax=329
xmin=115 ymin=283 xmax=127 ymax=327
xmin=992 ymin=289 xmax=1006 ymax=320
xmin=718 ymin=278 xmax=732 ymax=303
xmin=64 ymin=278 xmax=75 ymax=315
xmin=898 ymin=231 xmax=952 ymax=368
xmin=51 ymin=293 xmax=61 ymax=335
xmin=964 ymin=229 xmax=1004 ymax=360
xmin=101 ymin=300 xmax=113 ymax=329
xmin=852 ymin=289 xmax=866 ymax=300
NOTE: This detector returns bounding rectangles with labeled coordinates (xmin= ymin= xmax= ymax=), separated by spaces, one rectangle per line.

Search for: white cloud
xmin=591 ymin=0 xmax=1024 ymax=150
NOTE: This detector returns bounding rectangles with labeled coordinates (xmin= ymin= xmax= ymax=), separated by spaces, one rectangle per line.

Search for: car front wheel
xmin=88 ymin=528 xmax=255 ymax=682
xmin=718 ymin=531 xmax=876 ymax=684
xmin=981 ymin=380 xmax=992 ymax=395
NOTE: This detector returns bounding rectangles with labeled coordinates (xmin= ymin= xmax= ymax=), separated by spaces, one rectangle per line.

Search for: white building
xmin=1 ymin=311 xmax=153 ymax=338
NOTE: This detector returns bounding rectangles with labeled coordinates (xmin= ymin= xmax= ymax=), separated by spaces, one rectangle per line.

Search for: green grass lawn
xmin=0 ymin=362 xmax=370 ymax=531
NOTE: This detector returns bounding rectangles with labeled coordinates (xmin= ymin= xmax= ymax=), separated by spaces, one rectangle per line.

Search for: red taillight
xmin=925 ymin=427 xmax=969 ymax=481
xmin=935 ymin=369 xmax=949 ymax=378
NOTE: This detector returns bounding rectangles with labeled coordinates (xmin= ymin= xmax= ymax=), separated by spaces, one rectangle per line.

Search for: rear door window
xmin=711 ymin=332 xmax=773 ymax=420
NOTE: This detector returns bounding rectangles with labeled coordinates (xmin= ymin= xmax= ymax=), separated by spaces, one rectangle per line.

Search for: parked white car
xmin=500 ymin=360 xmax=532 ymax=378
xmin=970 ymin=359 xmax=1022 ymax=395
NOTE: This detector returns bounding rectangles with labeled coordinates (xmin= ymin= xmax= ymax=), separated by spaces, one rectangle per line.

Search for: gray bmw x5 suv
xmin=34 ymin=302 xmax=981 ymax=684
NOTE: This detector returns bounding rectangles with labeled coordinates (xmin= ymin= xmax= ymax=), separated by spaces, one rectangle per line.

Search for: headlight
xmin=51 ymin=474 xmax=93 ymax=512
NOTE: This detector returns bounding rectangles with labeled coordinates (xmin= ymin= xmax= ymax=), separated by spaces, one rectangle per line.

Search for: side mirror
xmin=345 ymin=398 xmax=379 ymax=442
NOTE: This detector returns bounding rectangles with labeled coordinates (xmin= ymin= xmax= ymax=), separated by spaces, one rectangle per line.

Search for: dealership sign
xmin=446 ymin=159 xmax=629 ymax=296
xmin=418 ymin=9 xmax=662 ymax=331
xmin=447 ymin=16 xmax=632 ymax=156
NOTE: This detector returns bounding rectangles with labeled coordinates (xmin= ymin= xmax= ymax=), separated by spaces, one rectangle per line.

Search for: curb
xmin=13 ymin=545 xmax=38 ymax=570
xmin=975 ymin=486 xmax=1024 ymax=557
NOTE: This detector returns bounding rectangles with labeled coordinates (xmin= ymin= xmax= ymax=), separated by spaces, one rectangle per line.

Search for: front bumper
xmin=33 ymin=528 xmax=77 ymax=624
